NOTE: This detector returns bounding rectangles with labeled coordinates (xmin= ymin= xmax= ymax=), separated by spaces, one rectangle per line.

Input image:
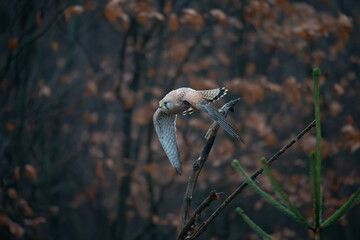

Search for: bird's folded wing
xmin=196 ymin=102 xmax=245 ymax=143
xmin=153 ymin=109 xmax=182 ymax=174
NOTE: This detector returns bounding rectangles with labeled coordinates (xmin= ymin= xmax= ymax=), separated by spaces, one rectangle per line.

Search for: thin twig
xmin=178 ymin=98 xmax=241 ymax=232
xmin=189 ymin=119 xmax=316 ymax=239
xmin=177 ymin=190 xmax=220 ymax=240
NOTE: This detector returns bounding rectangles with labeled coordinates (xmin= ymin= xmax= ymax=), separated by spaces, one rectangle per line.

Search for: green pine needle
xmin=312 ymin=68 xmax=323 ymax=226
xmin=236 ymin=207 xmax=273 ymax=240
xmin=321 ymin=187 xmax=360 ymax=229
xmin=261 ymin=158 xmax=312 ymax=229
xmin=232 ymin=160 xmax=299 ymax=222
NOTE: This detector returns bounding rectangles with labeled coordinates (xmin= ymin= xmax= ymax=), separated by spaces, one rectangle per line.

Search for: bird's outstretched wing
xmin=153 ymin=109 xmax=182 ymax=174
xmin=196 ymin=102 xmax=245 ymax=143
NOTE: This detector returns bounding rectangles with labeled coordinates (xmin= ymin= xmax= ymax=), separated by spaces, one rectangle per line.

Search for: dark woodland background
xmin=1 ymin=0 xmax=360 ymax=239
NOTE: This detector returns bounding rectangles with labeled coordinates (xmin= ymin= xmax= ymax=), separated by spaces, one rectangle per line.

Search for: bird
xmin=153 ymin=87 xmax=244 ymax=175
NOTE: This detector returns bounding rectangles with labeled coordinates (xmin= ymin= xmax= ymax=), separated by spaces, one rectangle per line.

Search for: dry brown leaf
xmin=85 ymin=81 xmax=98 ymax=97
xmin=283 ymin=76 xmax=301 ymax=104
xmin=23 ymin=206 xmax=33 ymax=217
xmin=245 ymin=62 xmax=256 ymax=75
xmin=170 ymin=39 xmax=188 ymax=62
xmin=0 ymin=213 xmax=25 ymax=238
xmin=7 ymin=38 xmax=19 ymax=50
xmin=132 ymin=105 xmax=153 ymax=125
xmin=105 ymin=1 xmax=125 ymax=24
xmin=329 ymin=101 xmax=343 ymax=117
xmin=83 ymin=112 xmax=99 ymax=125
xmin=163 ymin=1 xmax=172 ymax=14
xmin=103 ymin=91 xmax=116 ymax=102
xmin=85 ymin=0 xmax=93 ymax=11
xmin=51 ymin=41 xmax=59 ymax=52
xmin=217 ymin=138 xmax=234 ymax=156
xmin=14 ymin=167 xmax=20 ymax=181
xmin=181 ymin=8 xmax=204 ymax=30
xmin=70 ymin=192 xmax=88 ymax=209
xmin=333 ymin=83 xmax=344 ymax=96
xmin=265 ymin=133 xmax=277 ymax=147
xmin=228 ymin=16 xmax=243 ymax=30
xmin=25 ymin=164 xmax=37 ymax=179
xmin=121 ymin=89 xmax=135 ymax=110
xmin=36 ymin=12 xmax=42 ymax=27
xmin=8 ymin=188 xmax=18 ymax=200
xmin=168 ymin=14 xmax=179 ymax=31
xmin=210 ymin=9 xmax=227 ymax=25
xmin=49 ymin=206 xmax=59 ymax=215
xmin=24 ymin=217 xmax=46 ymax=227
xmin=64 ymin=5 xmax=85 ymax=22
xmin=6 ymin=123 xmax=15 ymax=132
xmin=266 ymin=82 xmax=282 ymax=93
xmin=39 ymin=85 xmax=51 ymax=98
xmin=95 ymin=161 xmax=105 ymax=180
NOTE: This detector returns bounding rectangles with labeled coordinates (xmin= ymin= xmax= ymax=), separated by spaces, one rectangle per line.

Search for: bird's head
xmin=158 ymin=99 xmax=174 ymax=110
xmin=159 ymin=92 xmax=176 ymax=111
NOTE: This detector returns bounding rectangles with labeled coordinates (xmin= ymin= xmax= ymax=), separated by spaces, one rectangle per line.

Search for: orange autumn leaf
xmin=49 ymin=206 xmax=59 ymax=215
xmin=181 ymin=8 xmax=204 ymax=30
xmin=36 ymin=12 xmax=42 ymax=27
xmin=14 ymin=166 xmax=20 ymax=181
xmin=83 ymin=112 xmax=99 ymax=125
xmin=245 ymin=62 xmax=256 ymax=75
xmin=265 ymin=133 xmax=277 ymax=147
xmin=84 ymin=81 xmax=98 ymax=97
xmin=333 ymin=83 xmax=344 ymax=96
xmin=163 ymin=0 xmax=172 ymax=14
xmin=210 ymin=9 xmax=227 ymax=25
xmin=25 ymin=164 xmax=37 ymax=179
xmin=64 ymin=5 xmax=85 ymax=22
xmin=329 ymin=101 xmax=343 ymax=117
xmin=132 ymin=106 xmax=153 ymax=125
xmin=0 ymin=213 xmax=25 ymax=238
xmin=8 ymin=188 xmax=18 ymax=200
xmin=103 ymin=91 xmax=116 ymax=102
xmin=7 ymin=38 xmax=19 ymax=50
xmin=105 ymin=4 xmax=118 ymax=23
xmin=95 ymin=161 xmax=105 ymax=180
xmin=105 ymin=0 xmax=129 ymax=29
xmin=51 ymin=41 xmax=59 ymax=52
xmin=38 ymin=85 xmax=52 ymax=98
xmin=85 ymin=0 xmax=93 ymax=11
xmin=23 ymin=206 xmax=33 ymax=217
xmin=144 ymin=164 xmax=154 ymax=174
xmin=170 ymin=39 xmax=188 ymax=62
xmin=24 ymin=217 xmax=46 ymax=227
xmin=6 ymin=123 xmax=15 ymax=131
xmin=168 ymin=14 xmax=179 ymax=31
xmin=217 ymin=52 xmax=231 ymax=65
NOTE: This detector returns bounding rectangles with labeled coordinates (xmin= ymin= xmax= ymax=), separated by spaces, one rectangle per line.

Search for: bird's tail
xmin=196 ymin=103 xmax=245 ymax=144
xmin=198 ymin=87 xmax=228 ymax=103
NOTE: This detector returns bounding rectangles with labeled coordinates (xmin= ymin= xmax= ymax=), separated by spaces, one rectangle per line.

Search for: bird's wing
xmin=196 ymin=102 xmax=245 ymax=143
xmin=153 ymin=109 xmax=182 ymax=174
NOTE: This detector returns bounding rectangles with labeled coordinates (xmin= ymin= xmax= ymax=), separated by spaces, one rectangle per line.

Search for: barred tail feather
xmin=196 ymin=103 xmax=245 ymax=143
xmin=198 ymin=87 xmax=228 ymax=103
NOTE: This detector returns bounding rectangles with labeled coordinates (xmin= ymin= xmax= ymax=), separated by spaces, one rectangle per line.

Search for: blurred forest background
xmin=1 ymin=0 xmax=360 ymax=239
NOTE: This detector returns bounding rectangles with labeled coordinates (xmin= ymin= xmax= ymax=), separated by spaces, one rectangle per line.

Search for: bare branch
xmin=178 ymin=98 xmax=241 ymax=233
xmin=189 ymin=119 xmax=316 ymax=239
xmin=177 ymin=190 xmax=220 ymax=240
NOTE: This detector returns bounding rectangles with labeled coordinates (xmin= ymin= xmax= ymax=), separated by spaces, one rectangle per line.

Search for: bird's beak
xmin=159 ymin=102 xmax=165 ymax=108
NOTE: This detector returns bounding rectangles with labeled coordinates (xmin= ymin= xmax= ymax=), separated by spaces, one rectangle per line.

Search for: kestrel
xmin=153 ymin=87 xmax=244 ymax=174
